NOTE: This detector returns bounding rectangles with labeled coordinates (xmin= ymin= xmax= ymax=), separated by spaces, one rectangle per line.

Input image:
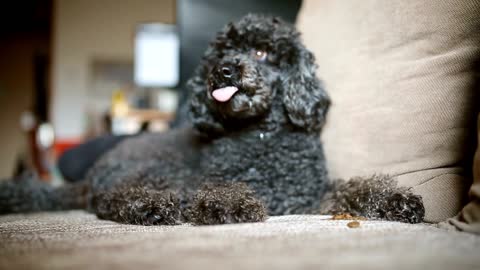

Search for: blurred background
xmin=0 ymin=0 xmax=301 ymax=181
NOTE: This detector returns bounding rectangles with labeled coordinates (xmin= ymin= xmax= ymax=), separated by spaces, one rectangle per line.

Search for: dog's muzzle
xmin=208 ymin=61 xmax=244 ymax=102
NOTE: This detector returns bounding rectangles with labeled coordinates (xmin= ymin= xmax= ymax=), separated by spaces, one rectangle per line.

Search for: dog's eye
xmin=253 ymin=50 xmax=268 ymax=62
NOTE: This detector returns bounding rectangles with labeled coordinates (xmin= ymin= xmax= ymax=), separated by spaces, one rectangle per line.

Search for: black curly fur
xmin=90 ymin=177 xmax=183 ymax=226
xmin=0 ymin=172 xmax=87 ymax=214
xmin=0 ymin=14 xmax=424 ymax=225
xmin=320 ymin=175 xmax=425 ymax=223
xmin=192 ymin=182 xmax=267 ymax=225
xmin=189 ymin=15 xmax=329 ymax=136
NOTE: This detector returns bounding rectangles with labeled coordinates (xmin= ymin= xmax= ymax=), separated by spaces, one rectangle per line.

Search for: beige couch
xmin=1 ymin=211 xmax=479 ymax=270
xmin=1 ymin=1 xmax=480 ymax=269
xmin=298 ymin=0 xmax=480 ymax=224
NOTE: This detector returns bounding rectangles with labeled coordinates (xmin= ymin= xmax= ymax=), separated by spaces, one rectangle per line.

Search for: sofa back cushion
xmin=297 ymin=0 xmax=480 ymax=222
xmin=447 ymin=115 xmax=480 ymax=233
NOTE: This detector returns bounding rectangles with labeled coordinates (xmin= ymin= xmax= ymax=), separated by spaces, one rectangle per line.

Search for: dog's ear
xmin=187 ymin=65 xmax=225 ymax=135
xmin=282 ymin=48 xmax=330 ymax=133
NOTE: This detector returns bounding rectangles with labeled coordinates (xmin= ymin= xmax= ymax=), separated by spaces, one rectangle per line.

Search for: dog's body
xmin=0 ymin=15 xmax=425 ymax=225
xmin=85 ymin=123 xmax=327 ymax=224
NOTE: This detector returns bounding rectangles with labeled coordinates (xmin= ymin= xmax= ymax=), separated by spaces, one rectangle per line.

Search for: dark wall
xmin=0 ymin=0 xmax=52 ymax=38
xmin=177 ymin=0 xmax=302 ymax=87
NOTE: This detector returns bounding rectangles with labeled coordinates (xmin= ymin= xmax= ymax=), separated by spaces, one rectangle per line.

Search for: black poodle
xmin=0 ymin=14 xmax=425 ymax=225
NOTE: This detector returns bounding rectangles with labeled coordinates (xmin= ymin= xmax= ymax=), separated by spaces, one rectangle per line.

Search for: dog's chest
xmin=199 ymin=131 xmax=329 ymax=214
xmin=201 ymin=132 xmax=323 ymax=176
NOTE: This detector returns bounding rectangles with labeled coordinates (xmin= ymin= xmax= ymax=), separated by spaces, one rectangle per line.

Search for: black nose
xmin=221 ymin=66 xmax=233 ymax=78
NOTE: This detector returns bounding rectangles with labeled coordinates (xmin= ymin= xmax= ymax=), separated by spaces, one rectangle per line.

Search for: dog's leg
xmin=90 ymin=179 xmax=183 ymax=226
xmin=319 ymin=175 xmax=425 ymax=223
xmin=190 ymin=182 xmax=267 ymax=225
xmin=0 ymin=172 xmax=87 ymax=214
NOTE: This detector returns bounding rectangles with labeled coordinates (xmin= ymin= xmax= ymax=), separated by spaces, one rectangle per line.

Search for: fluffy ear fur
xmin=187 ymin=64 xmax=225 ymax=136
xmin=283 ymin=49 xmax=330 ymax=133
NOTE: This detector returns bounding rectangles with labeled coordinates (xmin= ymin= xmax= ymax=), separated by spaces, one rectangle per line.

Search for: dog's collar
xmin=257 ymin=131 xmax=273 ymax=140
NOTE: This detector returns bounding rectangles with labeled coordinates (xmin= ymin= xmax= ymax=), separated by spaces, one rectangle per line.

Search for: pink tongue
xmin=212 ymin=86 xmax=239 ymax=102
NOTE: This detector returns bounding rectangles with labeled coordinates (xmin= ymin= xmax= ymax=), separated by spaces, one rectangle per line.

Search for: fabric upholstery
xmin=297 ymin=0 xmax=480 ymax=222
xmin=447 ymin=115 xmax=480 ymax=233
xmin=1 ymin=211 xmax=479 ymax=270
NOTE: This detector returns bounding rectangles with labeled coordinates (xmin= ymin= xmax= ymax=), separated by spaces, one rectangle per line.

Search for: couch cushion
xmin=1 ymin=211 xmax=479 ymax=270
xmin=447 ymin=115 xmax=480 ymax=233
xmin=297 ymin=0 xmax=480 ymax=222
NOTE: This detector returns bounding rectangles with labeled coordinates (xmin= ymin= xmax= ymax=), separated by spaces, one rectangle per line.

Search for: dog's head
xmin=188 ymin=14 xmax=329 ymax=135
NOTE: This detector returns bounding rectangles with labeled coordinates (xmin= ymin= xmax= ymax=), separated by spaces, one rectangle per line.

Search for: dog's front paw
xmin=93 ymin=186 xmax=183 ymax=226
xmin=136 ymin=191 xmax=183 ymax=225
xmin=382 ymin=192 xmax=425 ymax=224
xmin=191 ymin=182 xmax=267 ymax=225
xmin=320 ymin=175 xmax=425 ymax=224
